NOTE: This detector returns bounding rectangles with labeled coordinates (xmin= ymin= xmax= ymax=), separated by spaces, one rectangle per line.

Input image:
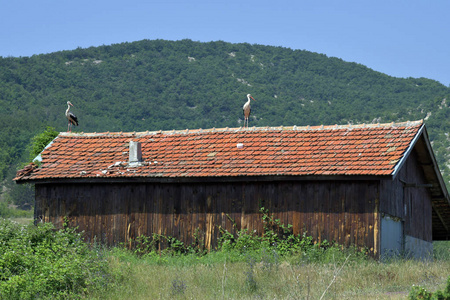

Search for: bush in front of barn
xmin=127 ymin=207 xmax=369 ymax=265
xmin=408 ymin=275 xmax=450 ymax=300
xmin=0 ymin=219 xmax=120 ymax=299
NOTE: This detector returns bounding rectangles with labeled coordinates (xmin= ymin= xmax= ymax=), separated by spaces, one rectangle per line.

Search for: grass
xmin=0 ymin=201 xmax=33 ymax=219
xmin=0 ymin=201 xmax=33 ymax=224
xmin=86 ymin=246 xmax=450 ymax=300
xmin=7 ymin=216 xmax=33 ymax=225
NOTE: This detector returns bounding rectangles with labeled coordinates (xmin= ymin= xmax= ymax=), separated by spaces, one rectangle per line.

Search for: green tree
xmin=28 ymin=126 xmax=58 ymax=162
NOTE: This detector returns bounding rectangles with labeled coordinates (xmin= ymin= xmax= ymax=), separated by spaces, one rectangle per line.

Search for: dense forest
xmin=1 ymin=39 xmax=449 ymax=205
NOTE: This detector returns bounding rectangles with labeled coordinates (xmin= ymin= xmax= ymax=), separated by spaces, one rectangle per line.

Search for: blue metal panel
xmin=380 ymin=214 xmax=403 ymax=259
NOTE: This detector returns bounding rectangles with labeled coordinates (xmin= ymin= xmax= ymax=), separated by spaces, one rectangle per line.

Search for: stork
xmin=242 ymin=94 xmax=255 ymax=128
xmin=65 ymin=101 xmax=79 ymax=132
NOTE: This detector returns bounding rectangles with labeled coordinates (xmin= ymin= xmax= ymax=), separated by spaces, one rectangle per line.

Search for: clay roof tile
xmin=14 ymin=121 xmax=424 ymax=181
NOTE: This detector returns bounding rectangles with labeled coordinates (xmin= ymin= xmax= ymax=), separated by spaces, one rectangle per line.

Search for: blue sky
xmin=1 ymin=0 xmax=449 ymax=86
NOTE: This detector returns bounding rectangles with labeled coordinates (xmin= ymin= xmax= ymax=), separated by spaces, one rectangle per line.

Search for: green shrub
xmin=126 ymin=207 xmax=369 ymax=266
xmin=409 ymin=285 xmax=433 ymax=300
xmin=0 ymin=219 xmax=116 ymax=299
xmin=408 ymin=276 xmax=450 ymax=300
xmin=131 ymin=232 xmax=198 ymax=257
xmin=28 ymin=126 xmax=58 ymax=162
xmin=215 ymin=207 xmax=369 ymax=264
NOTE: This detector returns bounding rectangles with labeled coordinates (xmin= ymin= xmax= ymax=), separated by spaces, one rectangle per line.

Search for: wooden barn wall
xmin=379 ymin=150 xmax=433 ymax=242
xmin=35 ymin=180 xmax=379 ymax=255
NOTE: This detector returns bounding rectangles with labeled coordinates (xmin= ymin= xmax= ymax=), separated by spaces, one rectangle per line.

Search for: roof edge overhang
xmin=17 ymin=174 xmax=392 ymax=185
xmin=392 ymin=123 xmax=425 ymax=178
xmin=392 ymin=123 xmax=450 ymax=239
xmin=392 ymin=123 xmax=449 ymax=199
xmin=402 ymin=124 xmax=450 ymax=199
xmin=421 ymin=126 xmax=450 ymax=201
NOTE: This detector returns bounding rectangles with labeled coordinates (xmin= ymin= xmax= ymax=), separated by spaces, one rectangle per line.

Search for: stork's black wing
xmin=68 ymin=112 xmax=79 ymax=126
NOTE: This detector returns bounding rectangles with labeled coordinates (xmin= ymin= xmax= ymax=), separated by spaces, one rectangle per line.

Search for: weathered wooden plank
xmin=374 ymin=194 xmax=380 ymax=257
xmin=106 ymin=186 xmax=113 ymax=246
xmin=194 ymin=184 xmax=203 ymax=249
xmin=312 ymin=182 xmax=320 ymax=242
xmin=206 ymin=184 xmax=215 ymax=251
xmin=227 ymin=183 xmax=238 ymax=235
xmin=213 ymin=184 xmax=219 ymax=250
xmin=323 ymin=181 xmax=331 ymax=245
xmin=157 ymin=184 xmax=164 ymax=249
xmin=252 ymin=182 xmax=259 ymax=233
xmin=88 ymin=187 xmax=96 ymax=242
xmin=282 ymin=182 xmax=293 ymax=230
xmin=317 ymin=181 xmax=327 ymax=244
xmin=205 ymin=183 xmax=213 ymax=251
xmin=150 ymin=184 xmax=158 ymax=248
xmin=162 ymin=183 xmax=170 ymax=239
xmin=350 ymin=183 xmax=358 ymax=246
xmin=168 ymin=183 xmax=175 ymax=241
xmin=35 ymin=177 xmax=415 ymax=259
xmin=243 ymin=182 xmax=257 ymax=232
xmin=330 ymin=181 xmax=340 ymax=245
xmin=278 ymin=182 xmax=286 ymax=230
xmin=217 ymin=183 xmax=226 ymax=250
xmin=169 ymin=183 xmax=178 ymax=240
xmin=99 ymin=191 xmax=106 ymax=243
xmin=188 ymin=184 xmax=195 ymax=246
xmin=291 ymin=183 xmax=300 ymax=235
xmin=144 ymin=185 xmax=151 ymax=241
xmin=341 ymin=183 xmax=349 ymax=247
xmin=94 ymin=187 xmax=102 ymax=244
xmin=180 ymin=184 xmax=188 ymax=246
xmin=298 ymin=182 xmax=307 ymax=236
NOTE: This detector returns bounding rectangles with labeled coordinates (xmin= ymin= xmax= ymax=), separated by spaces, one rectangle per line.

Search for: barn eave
xmin=16 ymin=174 xmax=393 ymax=185
xmin=391 ymin=124 xmax=450 ymax=240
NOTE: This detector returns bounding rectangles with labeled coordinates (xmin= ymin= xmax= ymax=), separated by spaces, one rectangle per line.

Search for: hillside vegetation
xmin=1 ymin=39 xmax=449 ymax=204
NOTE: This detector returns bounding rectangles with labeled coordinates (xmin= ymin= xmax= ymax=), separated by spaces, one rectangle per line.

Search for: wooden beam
xmin=431 ymin=202 xmax=449 ymax=232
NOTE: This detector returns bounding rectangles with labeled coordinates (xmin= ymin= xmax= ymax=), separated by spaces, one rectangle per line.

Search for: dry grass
xmin=8 ymin=217 xmax=33 ymax=225
xmin=89 ymin=251 xmax=450 ymax=300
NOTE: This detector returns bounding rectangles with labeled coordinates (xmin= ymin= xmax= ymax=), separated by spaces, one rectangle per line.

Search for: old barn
xmin=15 ymin=120 xmax=450 ymax=258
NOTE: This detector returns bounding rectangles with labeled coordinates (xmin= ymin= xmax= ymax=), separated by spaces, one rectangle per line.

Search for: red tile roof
xmin=14 ymin=121 xmax=424 ymax=181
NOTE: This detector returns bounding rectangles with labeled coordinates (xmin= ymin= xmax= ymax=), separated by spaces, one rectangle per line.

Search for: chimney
xmin=129 ymin=141 xmax=142 ymax=165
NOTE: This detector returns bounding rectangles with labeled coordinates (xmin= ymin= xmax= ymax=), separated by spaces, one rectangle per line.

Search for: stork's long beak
xmin=250 ymin=96 xmax=256 ymax=101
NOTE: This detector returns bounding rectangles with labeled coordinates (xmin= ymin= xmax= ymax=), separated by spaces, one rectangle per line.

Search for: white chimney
xmin=129 ymin=141 xmax=142 ymax=165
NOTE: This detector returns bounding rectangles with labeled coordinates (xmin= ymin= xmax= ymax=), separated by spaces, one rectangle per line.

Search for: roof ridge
xmin=58 ymin=120 xmax=423 ymax=137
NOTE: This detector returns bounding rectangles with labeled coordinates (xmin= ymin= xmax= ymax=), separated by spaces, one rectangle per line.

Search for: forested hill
xmin=1 ymin=39 xmax=450 ymax=202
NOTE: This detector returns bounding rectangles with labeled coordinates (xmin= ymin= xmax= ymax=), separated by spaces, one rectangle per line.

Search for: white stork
xmin=242 ymin=94 xmax=256 ymax=128
xmin=65 ymin=101 xmax=79 ymax=132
